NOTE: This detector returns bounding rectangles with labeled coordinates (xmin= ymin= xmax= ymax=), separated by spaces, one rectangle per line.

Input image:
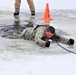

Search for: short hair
xmin=47 ymin=26 xmax=55 ymax=34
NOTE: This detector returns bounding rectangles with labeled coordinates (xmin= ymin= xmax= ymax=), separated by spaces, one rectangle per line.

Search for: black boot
xmin=14 ymin=11 xmax=19 ymax=20
xmin=13 ymin=11 xmax=20 ymax=25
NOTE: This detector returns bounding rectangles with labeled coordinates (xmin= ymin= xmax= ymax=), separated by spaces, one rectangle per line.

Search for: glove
xmin=67 ymin=38 xmax=74 ymax=45
xmin=45 ymin=41 xmax=50 ymax=47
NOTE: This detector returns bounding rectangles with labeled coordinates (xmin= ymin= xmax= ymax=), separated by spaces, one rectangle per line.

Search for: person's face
xmin=44 ymin=30 xmax=54 ymax=39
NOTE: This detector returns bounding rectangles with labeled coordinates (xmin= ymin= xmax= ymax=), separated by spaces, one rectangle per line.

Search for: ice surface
xmin=0 ymin=10 xmax=76 ymax=75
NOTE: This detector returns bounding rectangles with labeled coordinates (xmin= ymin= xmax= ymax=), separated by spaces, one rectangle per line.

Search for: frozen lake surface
xmin=0 ymin=10 xmax=76 ymax=75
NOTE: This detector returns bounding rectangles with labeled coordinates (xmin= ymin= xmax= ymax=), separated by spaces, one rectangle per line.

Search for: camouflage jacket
xmin=19 ymin=26 xmax=49 ymax=47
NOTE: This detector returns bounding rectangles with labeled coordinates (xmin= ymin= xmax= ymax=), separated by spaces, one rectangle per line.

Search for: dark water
xmin=1 ymin=10 xmax=75 ymax=39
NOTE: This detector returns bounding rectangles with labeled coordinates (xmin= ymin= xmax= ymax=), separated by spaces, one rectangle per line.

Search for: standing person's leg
xmin=27 ymin=0 xmax=35 ymax=16
xmin=14 ymin=0 xmax=21 ymax=15
xmin=14 ymin=0 xmax=21 ymax=25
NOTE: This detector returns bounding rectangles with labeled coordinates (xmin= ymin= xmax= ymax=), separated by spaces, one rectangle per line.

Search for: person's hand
xmin=67 ymin=38 xmax=74 ymax=45
xmin=45 ymin=41 xmax=50 ymax=47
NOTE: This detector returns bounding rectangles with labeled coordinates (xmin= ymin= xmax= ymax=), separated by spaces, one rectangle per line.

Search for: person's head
xmin=44 ymin=26 xmax=55 ymax=39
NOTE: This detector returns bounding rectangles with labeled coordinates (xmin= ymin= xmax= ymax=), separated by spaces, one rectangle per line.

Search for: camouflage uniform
xmin=14 ymin=0 xmax=35 ymax=12
xmin=19 ymin=26 xmax=71 ymax=47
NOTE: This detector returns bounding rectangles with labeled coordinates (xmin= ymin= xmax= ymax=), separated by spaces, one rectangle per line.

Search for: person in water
xmin=15 ymin=24 xmax=74 ymax=47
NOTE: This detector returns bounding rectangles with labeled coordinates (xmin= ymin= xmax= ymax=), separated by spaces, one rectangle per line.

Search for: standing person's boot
xmin=26 ymin=11 xmax=35 ymax=27
xmin=13 ymin=11 xmax=20 ymax=25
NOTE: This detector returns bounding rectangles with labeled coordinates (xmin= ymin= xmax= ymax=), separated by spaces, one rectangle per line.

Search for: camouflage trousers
xmin=14 ymin=0 xmax=35 ymax=12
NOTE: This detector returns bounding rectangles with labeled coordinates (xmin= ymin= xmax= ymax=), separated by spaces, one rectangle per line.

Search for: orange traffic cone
xmin=42 ymin=3 xmax=53 ymax=24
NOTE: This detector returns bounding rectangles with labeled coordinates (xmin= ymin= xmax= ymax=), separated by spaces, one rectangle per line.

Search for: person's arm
xmin=55 ymin=33 xmax=74 ymax=45
xmin=35 ymin=29 xmax=50 ymax=47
